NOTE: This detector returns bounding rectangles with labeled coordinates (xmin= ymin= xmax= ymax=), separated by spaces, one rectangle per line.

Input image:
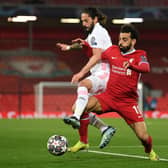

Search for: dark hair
xmin=120 ymin=24 xmax=139 ymax=40
xmin=82 ymin=7 xmax=107 ymax=26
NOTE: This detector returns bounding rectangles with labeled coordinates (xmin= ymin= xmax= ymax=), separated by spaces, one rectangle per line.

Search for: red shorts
xmin=94 ymin=92 xmax=144 ymax=125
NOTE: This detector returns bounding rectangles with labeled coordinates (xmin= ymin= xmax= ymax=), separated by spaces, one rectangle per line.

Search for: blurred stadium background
xmin=0 ymin=0 xmax=168 ymax=118
xmin=1 ymin=1 xmax=168 ymax=168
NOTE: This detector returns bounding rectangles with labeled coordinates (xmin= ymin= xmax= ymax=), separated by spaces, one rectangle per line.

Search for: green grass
xmin=0 ymin=118 xmax=168 ymax=168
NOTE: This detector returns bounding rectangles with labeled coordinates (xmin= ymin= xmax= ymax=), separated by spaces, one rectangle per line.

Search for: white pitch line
xmin=87 ymin=150 xmax=168 ymax=162
xmin=91 ymin=145 xmax=168 ymax=148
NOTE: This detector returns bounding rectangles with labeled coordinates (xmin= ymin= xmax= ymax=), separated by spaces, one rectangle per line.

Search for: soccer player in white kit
xmin=57 ymin=8 xmax=116 ymax=152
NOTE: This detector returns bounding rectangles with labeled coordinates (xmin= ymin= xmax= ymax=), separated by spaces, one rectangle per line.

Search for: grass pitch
xmin=0 ymin=118 xmax=168 ymax=168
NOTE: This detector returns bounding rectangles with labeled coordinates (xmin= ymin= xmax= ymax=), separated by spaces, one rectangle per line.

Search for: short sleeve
xmin=137 ymin=51 xmax=149 ymax=65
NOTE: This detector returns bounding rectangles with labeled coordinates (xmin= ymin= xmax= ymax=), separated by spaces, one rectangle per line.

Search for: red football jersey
xmin=101 ymin=45 xmax=149 ymax=103
xmin=82 ymin=41 xmax=93 ymax=58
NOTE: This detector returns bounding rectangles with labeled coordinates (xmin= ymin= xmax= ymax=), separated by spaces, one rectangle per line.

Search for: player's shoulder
xmin=103 ymin=45 xmax=120 ymax=55
xmin=133 ymin=50 xmax=148 ymax=62
xmin=92 ymin=23 xmax=108 ymax=35
xmin=135 ymin=49 xmax=147 ymax=56
xmin=106 ymin=45 xmax=120 ymax=52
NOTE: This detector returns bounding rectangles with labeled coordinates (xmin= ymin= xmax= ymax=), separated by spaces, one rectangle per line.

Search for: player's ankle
xmin=80 ymin=140 xmax=88 ymax=144
xmin=100 ymin=126 xmax=108 ymax=133
xmin=72 ymin=114 xmax=80 ymax=120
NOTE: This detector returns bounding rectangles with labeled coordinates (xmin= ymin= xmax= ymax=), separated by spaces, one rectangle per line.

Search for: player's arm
xmin=71 ymin=48 xmax=102 ymax=83
xmin=56 ymin=38 xmax=87 ymax=51
xmin=56 ymin=42 xmax=82 ymax=51
xmin=123 ymin=57 xmax=150 ymax=73
xmin=125 ymin=62 xmax=150 ymax=73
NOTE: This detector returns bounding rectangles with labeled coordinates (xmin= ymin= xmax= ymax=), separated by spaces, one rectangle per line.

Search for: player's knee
xmin=78 ymin=79 xmax=92 ymax=90
xmin=85 ymin=96 xmax=101 ymax=113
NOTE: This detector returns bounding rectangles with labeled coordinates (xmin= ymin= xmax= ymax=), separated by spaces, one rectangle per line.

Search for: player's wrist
xmin=66 ymin=45 xmax=71 ymax=50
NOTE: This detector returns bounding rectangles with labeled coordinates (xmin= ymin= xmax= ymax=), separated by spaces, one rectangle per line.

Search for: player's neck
xmin=122 ymin=48 xmax=136 ymax=55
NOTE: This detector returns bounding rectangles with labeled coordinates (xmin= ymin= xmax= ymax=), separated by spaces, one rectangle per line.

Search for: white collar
xmin=122 ymin=48 xmax=136 ymax=55
xmin=95 ymin=22 xmax=100 ymax=26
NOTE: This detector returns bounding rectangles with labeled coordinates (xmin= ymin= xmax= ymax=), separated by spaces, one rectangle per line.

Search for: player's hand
xmin=72 ymin=38 xmax=85 ymax=45
xmin=123 ymin=61 xmax=130 ymax=69
xmin=123 ymin=58 xmax=134 ymax=69
xmin=56 ymin=43 xmax=71 ymax=51
xmin=71 ymin=72 xmax=84 ymax=84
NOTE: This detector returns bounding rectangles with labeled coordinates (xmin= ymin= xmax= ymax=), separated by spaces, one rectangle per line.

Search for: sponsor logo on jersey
xmin=90 ymin=36 xmax=97 ymax=46
xmin=129 ymin=58 xmax=134 ymax=63
xmin=111 ymin=56 xmax=117 ymax=59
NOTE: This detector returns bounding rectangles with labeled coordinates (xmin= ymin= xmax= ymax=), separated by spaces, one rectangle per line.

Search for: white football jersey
xmin=85 ymin=22 xmax=112 ymax=74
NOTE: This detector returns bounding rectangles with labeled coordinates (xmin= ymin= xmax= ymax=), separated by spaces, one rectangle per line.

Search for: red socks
xmin=141 ymin=136 xmax=152 ymax=153
xmin=79 ymin=113 xmax=90 ymax=144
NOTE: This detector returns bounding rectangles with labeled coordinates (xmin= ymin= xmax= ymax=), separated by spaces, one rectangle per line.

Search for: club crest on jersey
xmin=141 ymin=55 xmax=147 ymax=62
xmin=129 ymin=58 xmax=134 ymax=63
xmin=90 ymin=36 xmax=97 ymax=46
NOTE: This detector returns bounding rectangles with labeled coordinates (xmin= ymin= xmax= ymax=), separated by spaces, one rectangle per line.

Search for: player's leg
xmin=89 ymin=112 xmax=109 ymax=133
xmin=89 ymin=112 xmax=116 ymax=148
xmin=67 ymin=74 xmax=116 ymax=150
xmin=118 ymin=102 xmax=159 ymax=161
xmin=73 ymin=79 xmax=91 ymax=120
xmin=70 ymin=112 xmax=116 ymax=152
xmin=69 ymin=96 xmax=102 ymax=152
xmin=69 ymin=109 xmax=116 ymax=152
xmin=122 ymin=103 xmax=159 ymax=161
xmin=87 ymin=75 xmax=116 ymax=148
xmin=64 ymin=76 xmax=112 ymax=131
xmin=130 ymin=122 xmax=159 ymax=161
xmin=63 ymin=78 xmax=91 ymax=128
xmin=69 ymin=112 xmax=90 ymax=152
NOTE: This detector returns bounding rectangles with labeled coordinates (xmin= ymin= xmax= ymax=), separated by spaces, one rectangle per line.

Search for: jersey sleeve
xmin=101 ymin=46 xmax=112 ymax=60
xmin=88 ymin=29 xmax=112 ymax=50
xmin=82 ymin=41 xmax=93 ymax=58
xmin=138 ymin=51 xmax=148 ymax=64
xmin=129 ymin=50 xmax=150 ymax=73
xmin=101 ymin=45 xmax=119 ymax=60
xmin=89 ymin=33 xmax=104 ymax=48
xmin=135 ymin=50 xmax=149 ymax=66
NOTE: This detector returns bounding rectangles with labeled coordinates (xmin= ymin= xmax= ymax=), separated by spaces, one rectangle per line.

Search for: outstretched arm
xmin=56 ymin=38 xmax=86 ymax=51
xmin=71 ymin=48 xmax=102 ymax=83
xmin=56 ymin=42 xmax=82 ymax=51
xmin=123 ymin=61 xmax=150 ymax=73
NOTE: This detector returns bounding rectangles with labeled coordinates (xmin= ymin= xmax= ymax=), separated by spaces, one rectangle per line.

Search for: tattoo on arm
xmin=70 ymin=43 xmax=82 ymax=49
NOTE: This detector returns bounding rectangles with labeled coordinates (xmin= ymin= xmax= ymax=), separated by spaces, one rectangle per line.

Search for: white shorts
xmin=86 ymin=72 xmax=109 ymax=96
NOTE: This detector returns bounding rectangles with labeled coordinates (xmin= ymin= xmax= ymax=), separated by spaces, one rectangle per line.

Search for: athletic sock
xmin=100 ymin=126 xmax=109 ymax=133
xmin=141 ymin=136 xmax=152 ymax=153
xmin=89 ymin=112 xmax=108 ymax=133
xmin=73 ymin=86 xmax=89 ymax=120
xmin=79 ymin=113 xmax=90 ymax=144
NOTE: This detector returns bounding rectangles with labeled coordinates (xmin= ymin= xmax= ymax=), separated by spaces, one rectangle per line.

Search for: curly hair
xmin=120 ymin=24 xmax=139 ymax=40
xmin=82 ymin=7 xmax=107 ymax=26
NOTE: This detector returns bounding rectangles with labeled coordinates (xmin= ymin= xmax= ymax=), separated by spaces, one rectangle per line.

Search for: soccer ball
xmin=47 ymin=135 xmax=68 ymax=156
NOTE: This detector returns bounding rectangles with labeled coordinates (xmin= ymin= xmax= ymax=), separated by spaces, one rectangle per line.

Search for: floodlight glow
xmin=112 ymin=19 xmax=131 ymax=24
xmin=124 ymin=18 xmax=143 ymax=23
xmin=60 ymin=18 xmax=80 ymax=23
xmin=8 ymin=16 xmax=37 ymax=22
xmin=112 ymin=18 xmax=143 ymax=24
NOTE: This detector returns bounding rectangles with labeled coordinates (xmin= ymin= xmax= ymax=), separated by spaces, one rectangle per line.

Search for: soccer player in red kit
xmin=64 ymin=24 xmax=159 ymax=161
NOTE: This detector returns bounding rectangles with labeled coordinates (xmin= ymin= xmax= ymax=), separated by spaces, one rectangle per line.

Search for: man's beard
xmin=83 ymin=22 xmax=94 ymax=35
xmin=119 ymin=44 xmax=131 ymax=53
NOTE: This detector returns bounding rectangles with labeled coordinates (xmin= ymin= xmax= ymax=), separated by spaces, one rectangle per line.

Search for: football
xmin=47 ymin=135 xmax=68 ymax=156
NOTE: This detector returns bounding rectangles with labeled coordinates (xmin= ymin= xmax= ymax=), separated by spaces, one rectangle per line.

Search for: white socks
xmin=73 ymin=86 xmax=89 ymax=120
xmin=89 ymin=113 xmax=108 ymax=133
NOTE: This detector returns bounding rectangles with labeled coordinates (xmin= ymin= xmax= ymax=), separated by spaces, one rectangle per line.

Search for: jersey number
xmin=126 ymin=69 xmax=132 ymax=76
xmin=133 ymin=105 xmax=143 ymax=117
